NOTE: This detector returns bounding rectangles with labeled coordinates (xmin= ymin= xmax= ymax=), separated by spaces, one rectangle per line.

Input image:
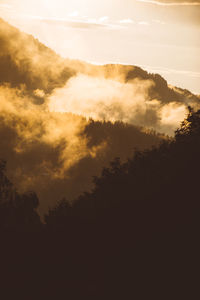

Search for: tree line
xmin=0 ymin=108 xmax=199 ymax=299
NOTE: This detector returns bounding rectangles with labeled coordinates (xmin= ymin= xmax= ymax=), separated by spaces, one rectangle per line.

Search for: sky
xmin=0 ymin=0 xmax=200 ymax=93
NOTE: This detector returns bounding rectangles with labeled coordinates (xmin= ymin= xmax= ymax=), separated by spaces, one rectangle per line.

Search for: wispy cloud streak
xmin=137 ymin=0 xmax=200 ymax=6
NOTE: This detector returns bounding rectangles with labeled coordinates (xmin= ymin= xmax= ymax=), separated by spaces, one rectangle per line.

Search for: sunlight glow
xmin=0 ymin=0 xmax=199 ymax=93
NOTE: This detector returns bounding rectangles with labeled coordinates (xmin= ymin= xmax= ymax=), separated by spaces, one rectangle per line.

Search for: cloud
xmin=48 ymin=74 xmax=187 ymax=134
xmin=138 ymin=21 xmax=150 ymax=25
xmin=99 ymin=16 xmax=109 ymax=23
xmin=67 ymin=11 xmax=79 ymax=17
xmin=0 ymin=80 xmax=164 ymax=214
xmin=0 ymin=84 xmax=109 ymax=212
xmin=21 ymin=15 xmax=119 ymax=30
xmin=119 ymin=19 xmax=134 ymax=24
xmin=144 ymin=65 xmax=200 ymax=79
xmin=0 ymin=85 xmax=93 ymax=174
xmin=0 ymin=2 xmax=13 ymax=13
xmin=153 ymin=19 xmax=166 ymax=25
xmin=0 ymin=3 xmax=11 ymax=8
xmin=137 ymin=0 xmax=200 ymax=6
xmin=1 ymin=17 xmax=199 ymax=215
xmin=41 ymin=18 xmax=109 ymax=30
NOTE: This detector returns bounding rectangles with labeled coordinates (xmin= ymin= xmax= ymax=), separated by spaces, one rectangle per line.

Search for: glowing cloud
xmin=137 ymin=0 xmax=200 ymax=5
xmin=48 ymin=74 xmax=188 ymax=135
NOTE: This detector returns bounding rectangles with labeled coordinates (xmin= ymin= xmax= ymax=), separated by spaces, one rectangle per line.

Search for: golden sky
xmin=0 ymin=0 xmax=200 ymax=93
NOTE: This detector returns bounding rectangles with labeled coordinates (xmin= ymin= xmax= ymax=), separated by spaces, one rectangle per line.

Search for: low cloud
xmin=0 ymin=84 xmax=109 ymax=213
xmin=0 ymin=82 xmax=163 ymax=214
xmin=0 ymin=84 xmax=95 ymax=176
xmin=0 ymin=17 xmax=198 ymax=214
xmin=48 ymin=74 xmax=187 ymax=135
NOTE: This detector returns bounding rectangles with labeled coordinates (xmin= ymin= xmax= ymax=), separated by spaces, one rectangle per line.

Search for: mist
xmin=49 ymin=73 xmax=188 ymax=135
xmin=0 ymin=84 xmax=105 ymax=211
xmin=0 ymin=18 xmax=198 ymax=213
xmin=0 ymin=5 xmax=199 ymax=299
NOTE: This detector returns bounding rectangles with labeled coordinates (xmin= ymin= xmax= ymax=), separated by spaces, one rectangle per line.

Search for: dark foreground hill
xmin=0 ymin=109 xmax=199 ymax=299
xmin=0 ymin=17 xmax=199 ymax=299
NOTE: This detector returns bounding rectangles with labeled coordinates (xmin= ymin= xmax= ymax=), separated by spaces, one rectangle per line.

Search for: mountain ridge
xmin=0 ymin=18 xmax=199 ymax=105
xmin=0 ymin=17 xmax=199 ymax=213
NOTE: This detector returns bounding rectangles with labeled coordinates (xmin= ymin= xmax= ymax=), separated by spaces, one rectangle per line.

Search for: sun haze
xmin=0 ymin=0 xmax=200 ymax=93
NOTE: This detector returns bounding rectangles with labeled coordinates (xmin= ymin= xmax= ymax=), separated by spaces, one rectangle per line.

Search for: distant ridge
xmin=0 ymin=18 xmax=199 ymax=105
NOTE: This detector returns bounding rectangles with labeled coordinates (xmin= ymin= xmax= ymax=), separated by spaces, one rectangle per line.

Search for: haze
xmin=0 ymin=0 xmax=200 ymax=93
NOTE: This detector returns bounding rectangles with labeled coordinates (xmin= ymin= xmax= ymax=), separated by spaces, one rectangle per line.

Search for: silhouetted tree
xmin=44 ymin=109 xmax=200 ymax=299
xmin=0 ymin=160 xmax=41 ymax=231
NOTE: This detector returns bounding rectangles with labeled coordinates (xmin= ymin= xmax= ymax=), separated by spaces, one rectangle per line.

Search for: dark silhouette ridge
xmin=43 ymin=109 xmax=200 ymax=298
xmin=0 ymin=109 xmax=199 ymax=299
xmin=0 ymin=160 xmax=41 ymax=231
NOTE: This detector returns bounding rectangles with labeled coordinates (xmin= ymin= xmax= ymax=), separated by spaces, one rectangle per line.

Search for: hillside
xmin=0 ymin=18 xmax=199 ymax=213
xmin=0 ymin=18 xmax=199 ymax=105
xmin=1 ymin=107 xmax=199 ymax=299
xmin=0 ymin=6 xmax=199 ymax=300
xmin=0 ymin=18 xmax=74 ymax=93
